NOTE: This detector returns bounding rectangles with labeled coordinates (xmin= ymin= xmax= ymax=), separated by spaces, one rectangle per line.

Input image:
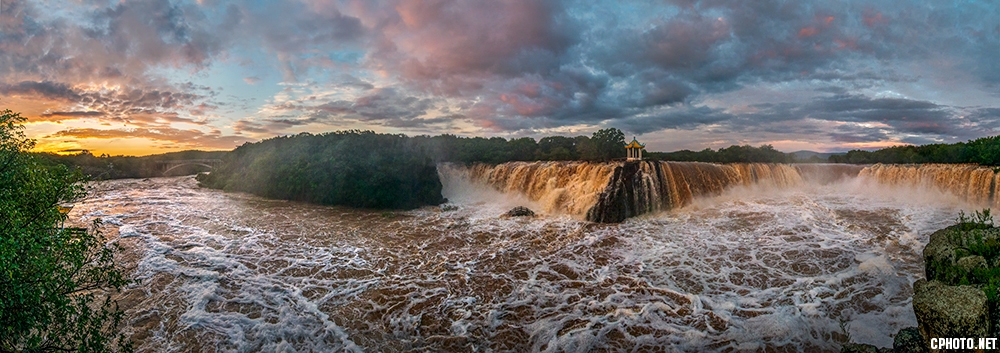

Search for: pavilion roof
xmin=624 ymin=137 xmax=645 ymax=149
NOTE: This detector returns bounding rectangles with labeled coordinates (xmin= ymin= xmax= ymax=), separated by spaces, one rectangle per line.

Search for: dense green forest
xmin=33 ymin=150 xmax=227 ymax=179
xmin=36 ymin=128 xmax=632 ymax=180
xmin=44 ymin=128 xmax=1000 ymax=182
xmin=413 ymin=127 xmax=628 ymax=163
xmin=828 ymin=135 xmax=1000 ymax=165
xmin=196 ymin=128 xmax=631 ymax=209
xmin=196 ymin=131 xmax=447 ymax=209
xmin=416 ymin=130 xmax=794 ymax=164
xmin=35 ymin=128 xmax=800 ymax=189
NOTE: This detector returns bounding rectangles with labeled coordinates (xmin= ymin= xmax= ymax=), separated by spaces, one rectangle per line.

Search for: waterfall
xmin=443 ymin=161 xmax=1000 ymax=222
xmin=443 ymin=161 xmax=847 ymax=222
xmin=439 ymin=161 xmax=618 ymax=217
xmin=793 ymin=163 xmax=866 ymax=184
xmin=858 ymin=164 xmax=998 ymax=207
xmin=587 ymin=162 xmax=809 ymax=222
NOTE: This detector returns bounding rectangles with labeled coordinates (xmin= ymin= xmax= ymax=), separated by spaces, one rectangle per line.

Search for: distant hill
xmin=790 ymin=150 xmax=846 ymax=161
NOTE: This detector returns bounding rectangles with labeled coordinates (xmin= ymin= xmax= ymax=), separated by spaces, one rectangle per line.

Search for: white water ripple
xmin=67 ymin=175 xmax=972 ymax=352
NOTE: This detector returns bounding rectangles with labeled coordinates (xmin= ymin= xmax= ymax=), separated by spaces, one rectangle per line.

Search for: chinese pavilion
xmin=625 ymin=137 xmax=645 ymax=161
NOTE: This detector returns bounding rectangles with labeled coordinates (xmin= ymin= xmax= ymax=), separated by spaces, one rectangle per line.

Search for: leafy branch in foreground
xmin=0 ymin=109 xmax=132 ymax=352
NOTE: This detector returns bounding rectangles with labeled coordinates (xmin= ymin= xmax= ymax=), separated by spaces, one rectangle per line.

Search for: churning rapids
xmin=67 ymin=162 xmax=998 ymax=352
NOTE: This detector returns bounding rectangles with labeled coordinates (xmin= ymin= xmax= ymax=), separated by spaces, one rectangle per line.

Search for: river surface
xmin=69 ymin=175 xmax=974 ymax=352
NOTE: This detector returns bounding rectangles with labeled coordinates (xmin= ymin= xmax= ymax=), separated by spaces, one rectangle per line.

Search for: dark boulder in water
xmin=839 ymin=343 xmax=891 ymax=353
xmin=892 ymin=327 xmax=927 ymax=353
xmin=837 ymin=327 xmax=927 ymax=352
xmin=503 ymin=206 xmax=535 ymax=217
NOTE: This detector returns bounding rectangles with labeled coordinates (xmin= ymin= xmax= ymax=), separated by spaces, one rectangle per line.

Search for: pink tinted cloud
xmin=863 ymin=10 xmax=889 ymax=28
xmin=798 ymin=27 xmax=819 ymax=38
xmin=499 ymin=94 xmax=549 ymax=116
xmin=376 ymin=0 xmax=568 ymax=89
xmin=798 ymin=15 xmax=835 ymax=39
xmin=639 ymin=16 xmax=731 ymax=70
xmin=0 ymin=0 xmax=229 ymax=86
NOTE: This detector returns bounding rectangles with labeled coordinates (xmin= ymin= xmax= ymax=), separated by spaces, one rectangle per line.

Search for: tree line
xmin=41 ymin=128 xmax=811 ymax=186
xmin=32 ymin=150 xmax=227 ymax=179
xmin=194 ymin=128 xmax=631 ymax=210
xmin=413 ymin=130 xmax=793 ymax=164
xmin=646 ymin=144 xmax=792 ymax=164
xmin=195 ymin=130 xmax=446 ymax=209
xmin=45 ymin=129 xmax=1000 ymax=181
xmin=828 ymin=136 xmax=1000 ymax=165
xmin=194 ymin=128 xmax=812 ymax=210
xmin=412 ymin=127 xmax=628 ymax=163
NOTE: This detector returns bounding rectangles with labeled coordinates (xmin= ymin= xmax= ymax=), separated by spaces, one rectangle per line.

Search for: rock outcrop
xmin=891 ymin=327 xmax=926 ymax=353
xmin=840 ymin=343 xmax=891 ymax=353
xmin=585 ymin=161 xmax=806 ymax=223
xmin=912 ymin=279 xmax=989 ymax=342
xmin=843 ymin=220 xmax=1000 ymax=353
xmin=586 ymin=162 xmax=642 ymax=223
xmin=839 ymin=327 xmax=928 ymax=353
xmin=503 ymin=206 xmax=535 ymax=218
xmin=919 ymin=223 xmax=1000 ymax=340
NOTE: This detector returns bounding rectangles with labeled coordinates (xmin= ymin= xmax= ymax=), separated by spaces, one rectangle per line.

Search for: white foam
xmin=70 ymin=174 xmax=974 ymax=352
xmin=856 ymin=253 xmax=895 ymax=276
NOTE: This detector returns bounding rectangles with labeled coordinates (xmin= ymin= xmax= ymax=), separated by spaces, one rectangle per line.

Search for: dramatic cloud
xmin=1 ymin=0 xmax=997 ymax=154
xmin=0 ymin=81 xmax=82 ymax=102
xmin=47 ymin=127 xmax=253 ymax=149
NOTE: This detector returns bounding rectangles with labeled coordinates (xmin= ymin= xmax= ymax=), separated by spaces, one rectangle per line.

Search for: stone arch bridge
xmin=156 ymin=159 xmax=223 ymax=176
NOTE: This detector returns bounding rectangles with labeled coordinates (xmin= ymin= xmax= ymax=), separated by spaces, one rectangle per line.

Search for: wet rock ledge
xmin=844 ymin=216 xmax=1000 ymax=352
xmin=503 ymin=206 xmax=535 ymax=218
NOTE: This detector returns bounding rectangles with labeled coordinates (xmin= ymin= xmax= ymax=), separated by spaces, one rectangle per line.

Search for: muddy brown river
xmin=69 ymin=172 xmax=972 ymax=352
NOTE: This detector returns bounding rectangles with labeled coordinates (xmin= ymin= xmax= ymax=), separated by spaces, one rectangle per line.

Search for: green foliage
xmin=536 ymin=136 xmax=576 ymax=160
xmin=197 ymin=131 xmax=446 ymax=209
xmin=587 ymin=128 xmax=626 ymax=161
xmin=421 ymin=128 xmax=626 ymax=163
xmin=33 ymin=150 xmax=227 ymax=180
xmin=646 ymin=144 xmax=792 ymax=163
xmin=197 ymin=129 xmax=631 ymax=209
xmin=956 ymin=208 xmax=995 ymax=231
xmin=838 ymin=319 xmax=852 ymax=344
xmin=0 ymin=110 xmax=131 ymax=352
xmin=930 ymin=209 xmax=1000 ymax=326
xmin=967 ymin=136 xmax=1000 ymax=166
xmin=827 ymin=135 xmax=1000 ymax=166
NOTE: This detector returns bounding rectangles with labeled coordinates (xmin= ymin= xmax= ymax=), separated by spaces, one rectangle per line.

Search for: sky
xmin=1 ymin=0 xmax=998 ymax=156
